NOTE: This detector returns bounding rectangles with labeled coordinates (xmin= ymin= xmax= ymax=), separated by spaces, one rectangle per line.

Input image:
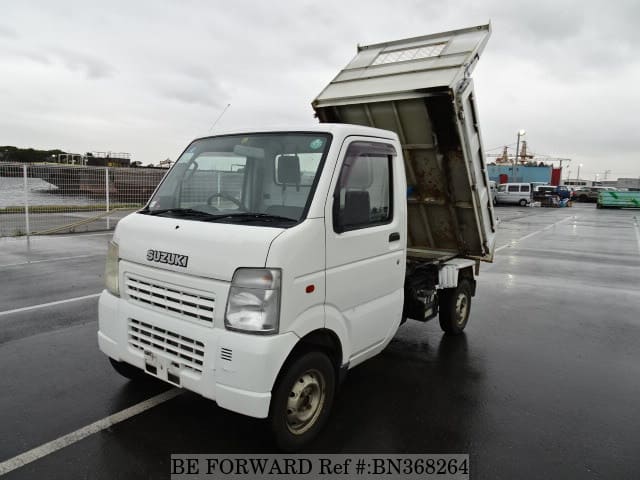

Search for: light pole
xmin=513 ymin=129 xmax=526 ymax=181
xmin=577 ymin=163 xmax=583 ymax=181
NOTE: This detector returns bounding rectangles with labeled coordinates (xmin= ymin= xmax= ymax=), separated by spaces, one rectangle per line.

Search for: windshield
xmin=145 ymin=132 xmax=331 ymax=226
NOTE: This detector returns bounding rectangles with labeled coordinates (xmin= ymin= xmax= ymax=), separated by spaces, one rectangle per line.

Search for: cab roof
xmin=198 ymin=123 xmax=399 ymax=142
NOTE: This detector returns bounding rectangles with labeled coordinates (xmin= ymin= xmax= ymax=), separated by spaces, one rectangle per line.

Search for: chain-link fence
xmin=0 ymin=163 xmax=167 ymax=237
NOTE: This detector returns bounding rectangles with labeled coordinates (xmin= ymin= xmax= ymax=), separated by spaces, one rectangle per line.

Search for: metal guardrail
xmin=0 ymin=163 xmax=166 ymax=237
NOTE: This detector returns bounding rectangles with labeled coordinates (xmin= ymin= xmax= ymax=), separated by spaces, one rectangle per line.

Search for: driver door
xmin=325 ymin=138 xmax=406 ymax=364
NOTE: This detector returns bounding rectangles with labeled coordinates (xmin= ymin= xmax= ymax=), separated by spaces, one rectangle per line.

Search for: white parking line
xmin=0 ymin=293 xmax=101 ymax=317
xmin=633 ymin=216 xmax=640 ymax=255
xmin=0 ymin=253 xmax=103 ymax=268
xmin=495 ymin=215 xmax=574 ymax=253
xmin=0 ymin=389 xmax=182 ymax=476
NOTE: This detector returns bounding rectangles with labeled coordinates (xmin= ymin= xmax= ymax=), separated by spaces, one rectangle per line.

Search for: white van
xmin=495 ymin=182 xmax=531 ymax=206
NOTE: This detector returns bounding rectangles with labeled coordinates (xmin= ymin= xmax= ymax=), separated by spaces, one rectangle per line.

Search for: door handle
xmin=389 ymin=232 xmax=400 ymax=242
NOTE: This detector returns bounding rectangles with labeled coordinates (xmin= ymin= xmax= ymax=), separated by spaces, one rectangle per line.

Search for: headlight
xmin=225 ymin=268 xmax=281 ymax=334
xmin=105 ymin=241 xmax=120 ymax=296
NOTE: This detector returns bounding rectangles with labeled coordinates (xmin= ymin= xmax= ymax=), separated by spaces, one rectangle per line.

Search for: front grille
xmin=128 ymin=319 xmax=205 ymax=374
xmin=125 ymin=274 xmax=215 ymax=324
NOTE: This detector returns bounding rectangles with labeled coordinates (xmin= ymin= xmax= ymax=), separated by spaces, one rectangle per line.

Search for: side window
xmin=507 ymin=185 xmax=519 ymax=192
xmin=498 ymin=185 xmax=506 ymax=192
xmin=333 ymin=142 xmax=394 ymax=233
xmin=520 ymin=185 xmax=530 ymax=192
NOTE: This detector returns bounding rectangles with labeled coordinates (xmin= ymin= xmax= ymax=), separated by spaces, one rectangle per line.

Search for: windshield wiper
xmin=205 ymin=213 xmax=298 ymax=223
xmin=143 ymin=209 xmax=298 ymax=224
xmin=143 ymin=208 xmax=218 ymax=218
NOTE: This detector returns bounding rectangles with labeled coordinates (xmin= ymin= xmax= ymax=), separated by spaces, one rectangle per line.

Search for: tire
xmin=519 ymin=199 xmax=528 ymax=207
xmin=109 ymin=357 xmax=148 ymax=381
xmin=492 ymin=197 xmax=497 ymax=206
xmin=270 ymin=351 xmax=335 ymax=452
xmin=438 ymin=279 xmax=472 ymax=335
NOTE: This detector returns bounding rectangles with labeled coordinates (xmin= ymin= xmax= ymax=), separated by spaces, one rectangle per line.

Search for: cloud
xmin=160 ymin=87 xmax=222 ymax=108
xmin=0 ymin=0 xmax=638 ymax=179
xmin=0 ymin=24 xmax=17 ymax=38
xmin=0 ymin=44 xmax=114 ymax=79
xmin=154 ymin=67 xmax=229 ymax=109
xmin=51 ymin=48 xmax=116 ymax=79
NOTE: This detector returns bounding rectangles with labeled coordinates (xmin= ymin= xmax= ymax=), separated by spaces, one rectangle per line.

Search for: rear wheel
xmin=519 ymin=199 xmax=528 ymax=206
xmin=109 ymin=358 xmax=148 ymax=381
xmin=270 ymin=351 xmax=335 ymax=452
xmin=438 ymin=279 xmax=472 ymax=335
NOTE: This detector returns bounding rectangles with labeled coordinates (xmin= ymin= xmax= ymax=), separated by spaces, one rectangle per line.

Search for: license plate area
xmin=144 ymin=350 xmax=182 ymax=387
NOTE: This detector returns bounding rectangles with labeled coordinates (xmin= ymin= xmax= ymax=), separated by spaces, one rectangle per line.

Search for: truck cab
xmin=100 ymin=125 xmax=411 ymax=449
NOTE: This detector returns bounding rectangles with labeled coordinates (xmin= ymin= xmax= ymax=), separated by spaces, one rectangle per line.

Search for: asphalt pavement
xmin=1 ymin=205 xmax=639 ymax=479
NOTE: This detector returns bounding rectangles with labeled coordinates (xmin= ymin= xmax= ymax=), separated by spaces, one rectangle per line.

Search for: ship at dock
xmin=486 ymin=141 xmax=568 ymax=185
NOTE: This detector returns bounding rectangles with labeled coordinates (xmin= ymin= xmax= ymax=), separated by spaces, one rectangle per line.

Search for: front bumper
xmin=98 ymin=290 xmax=298 ymax=418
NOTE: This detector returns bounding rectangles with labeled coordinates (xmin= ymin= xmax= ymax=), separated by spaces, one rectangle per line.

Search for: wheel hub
xmin=455 ymin=293 xmax=469 ymax=325
xmin=286 ymin=370 xmax=325 ymax=435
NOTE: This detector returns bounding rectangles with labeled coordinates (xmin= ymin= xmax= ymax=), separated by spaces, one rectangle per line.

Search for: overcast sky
xmin=1 ymin=0 xmax=638 ymax=180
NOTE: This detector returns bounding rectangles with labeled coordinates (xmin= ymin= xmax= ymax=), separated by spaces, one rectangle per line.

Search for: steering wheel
xmin=206 ymin=192 xmax=245 ymax=210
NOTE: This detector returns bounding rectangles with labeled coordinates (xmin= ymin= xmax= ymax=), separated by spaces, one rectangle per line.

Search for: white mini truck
xmin=99 ymin=24 xmax=496 ymax=450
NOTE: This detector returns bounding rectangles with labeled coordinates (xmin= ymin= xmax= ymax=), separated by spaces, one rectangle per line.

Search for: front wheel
xmin=438 ymin=279 xmax=472 ymax=335
xmin=270 ymin=351 xmax=335 ymax=452
xmin=519 ymin=199 xmax=528 ymax=207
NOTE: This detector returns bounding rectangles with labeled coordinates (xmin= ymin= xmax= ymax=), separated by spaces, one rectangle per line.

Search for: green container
xmin=597 ymin=191 xmax=640 ymax=208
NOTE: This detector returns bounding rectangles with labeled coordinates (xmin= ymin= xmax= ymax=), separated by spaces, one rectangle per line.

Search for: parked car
xmin=575 ymin=186 xmax=618 ymax=202
xmin=534 ymin=185 xmax=571 ymax=200
xmin=555 ymin=185 xmax=572 ymax=199
xmin=533 ymin=185 xmax=556 ymax=202
xmin=532 ymin=185 xmax=572 ymax=207
xmin=495 ymin=182 xmax=531 ymax=206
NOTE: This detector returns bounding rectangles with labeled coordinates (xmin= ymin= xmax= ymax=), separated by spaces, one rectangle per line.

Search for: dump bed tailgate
xmin=313 ymin=24 xmax=496 ymax=262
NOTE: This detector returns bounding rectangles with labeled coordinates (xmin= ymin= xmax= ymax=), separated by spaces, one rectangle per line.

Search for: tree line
xmin=0 ymin=146 xmax=66 ymax=163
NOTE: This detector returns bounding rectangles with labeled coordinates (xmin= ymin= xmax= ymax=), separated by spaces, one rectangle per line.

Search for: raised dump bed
xmin=598 ymin=191 xmax=640 ymax=209
xmin=312 ymin=24 xmax=496 ymax=262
